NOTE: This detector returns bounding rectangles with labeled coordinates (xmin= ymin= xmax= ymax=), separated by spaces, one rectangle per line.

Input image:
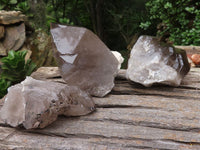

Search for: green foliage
xmin=59 ymin=18 xmax=74 ymax=25
xmin=14 ymin=1 xmax=30 ymax=14
xmin=0 ymin=0 xmax=155 ymax=50
xmin=142 ymin=0 xmax=200 ymax=45
xmin=46 ymin=15 xmax=56 ymax=28
xmin=1 ymin=50 xmax=36 ymax=84
xmin=139 ymin=21 xmax=151 ymax=30
xmin=0 ymin=50 xmax=36 ymax=98
xmin=0 ymin=0 xmax=17 ymax=10
xmin=0 ymin=0 xmax=31 ymax=16
xmin=0 ymin=79 xmax=11 ymax=99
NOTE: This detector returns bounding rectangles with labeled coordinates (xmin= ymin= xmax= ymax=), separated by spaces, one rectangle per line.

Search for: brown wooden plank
xmin=1 ymin=118 xmax=200 ymax=149
xmin=94 ymin=95 xmax=200 ymax=112
xmin=0 ymin=67 xmax=199 ymax=149
xmin=82 ymin=108 xmax=200 ymax=131
xmin=0 ymin=127 xmax=16 ymax=141
xmin=28 ymin=118 xmax=200 ymax=143
xmin=175 ymin=46 xmax=200 ymax=54
xmin=1 ymin=129 xmax=199 ymax=150
xmin=181 ymin=68 xmax=200 ymax=89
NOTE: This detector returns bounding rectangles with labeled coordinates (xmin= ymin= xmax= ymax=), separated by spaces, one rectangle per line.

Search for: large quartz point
xmin=0 ymin=77 xmax=95 ymax=129
xmin=126 ymin=36 xmax=190 ymax=87
xmin=50 ymin=24 xmax=118 ymax=97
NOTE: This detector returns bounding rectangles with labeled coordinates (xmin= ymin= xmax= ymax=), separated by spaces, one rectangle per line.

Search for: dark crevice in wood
xmin=114 ymin=83 xmax=199 ymax=92
xmin=95 ymin=104 xmax=161 ymax=110
xmin=4 ymin=130 xmax=17 ymax=141
xmin=24 ymin=131 xmax=200 ymax=148
xmin=91 ymin=141 xmax=165 ymax=150
xmin=115 ymin=77 xmax=127 ymax=81
xmin=111 ymin=90 xmax=200 ymax=100
xmin=80 ymin=119 xmax=200 ymax=133
xmin=24 ymin=131 xmax=145 ymax=141
xmin=94 ymin=104 xmax=180 ymax=112
xmin=54 ymin=81 xmax=67 ymax=84
xmin=178 ymin=85 xmax=200 ymax=90
xmin=110 ymin=91 xmax=133 ymax=95
xmin=46 ymin=76 xmax=62 ymax=79
xmin=0 ymin=124 xmax=13 ymax=128
xmin=122 ymin=144 xmax=173 ymax=150
xmin=163 ymin=139 xmax=200 ymax=146
xmin=115 ymin=80 xmax=200 ymax=91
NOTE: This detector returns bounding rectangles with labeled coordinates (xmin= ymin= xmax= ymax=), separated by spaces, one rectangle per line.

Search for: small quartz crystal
xmin=111 ymin=51 xmax=124 ymax=69
xmin=126 ymin=35 xmax=190 ymax=87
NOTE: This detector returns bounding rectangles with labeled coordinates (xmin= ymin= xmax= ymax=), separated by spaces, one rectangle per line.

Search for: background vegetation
xmin=0 ymin=50 xmax=36 ymax=98
xmin=1 ymin=0 xmax=199 ymax=49
xmin=141 ymin=0 xmax=200 ymax=45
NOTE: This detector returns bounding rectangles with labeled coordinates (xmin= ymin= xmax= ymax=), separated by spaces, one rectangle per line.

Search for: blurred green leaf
xmin=0 ymin=4 xmax=5 ymax=10
xmin=0 ymin=79 xmax=11 ymax=99
xmin=10 ymin=0 xmax=17 ymax=4
xmin=1 ymin=50 xmax=36 ymax=84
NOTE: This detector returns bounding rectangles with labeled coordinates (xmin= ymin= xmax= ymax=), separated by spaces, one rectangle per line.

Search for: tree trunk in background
xmin=87 ymin=0 xmax=104 ymax=42
xmin=28 ymin=0 xmax=47 ymax=30
xmin=96 ymin=0 xmax=104 ymax=41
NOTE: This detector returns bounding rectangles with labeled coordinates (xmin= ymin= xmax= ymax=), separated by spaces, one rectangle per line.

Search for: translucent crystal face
xmin=126 ymin=35 xmax=190 ymax=87
xmin=50 ymin=24 xmax=118 ymax=97
xmin=0 ymin=77 xmax=95 ymax=129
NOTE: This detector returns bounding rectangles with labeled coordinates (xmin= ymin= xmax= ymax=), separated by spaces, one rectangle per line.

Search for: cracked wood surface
xmin=0 ymin=67 xmax=200 ymax=150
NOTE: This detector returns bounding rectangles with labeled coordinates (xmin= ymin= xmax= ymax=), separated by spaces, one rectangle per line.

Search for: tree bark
xmin=96 ymin=0 xmax=104 ymax=41
xmin=86 ymin=0 xmax=104 ymax=41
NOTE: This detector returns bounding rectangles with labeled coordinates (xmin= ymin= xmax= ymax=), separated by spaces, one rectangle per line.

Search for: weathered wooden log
xmin=175 ymin=46 xmax=200 ymax=54
xmin=0 ymin=67 xmax=200 ymax=149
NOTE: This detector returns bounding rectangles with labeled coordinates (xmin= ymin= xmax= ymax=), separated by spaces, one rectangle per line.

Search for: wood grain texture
xmin=0 ymin=67 xmax=200 ymax=150
xmin=175 ymin=46 xmax=200 ymax=54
